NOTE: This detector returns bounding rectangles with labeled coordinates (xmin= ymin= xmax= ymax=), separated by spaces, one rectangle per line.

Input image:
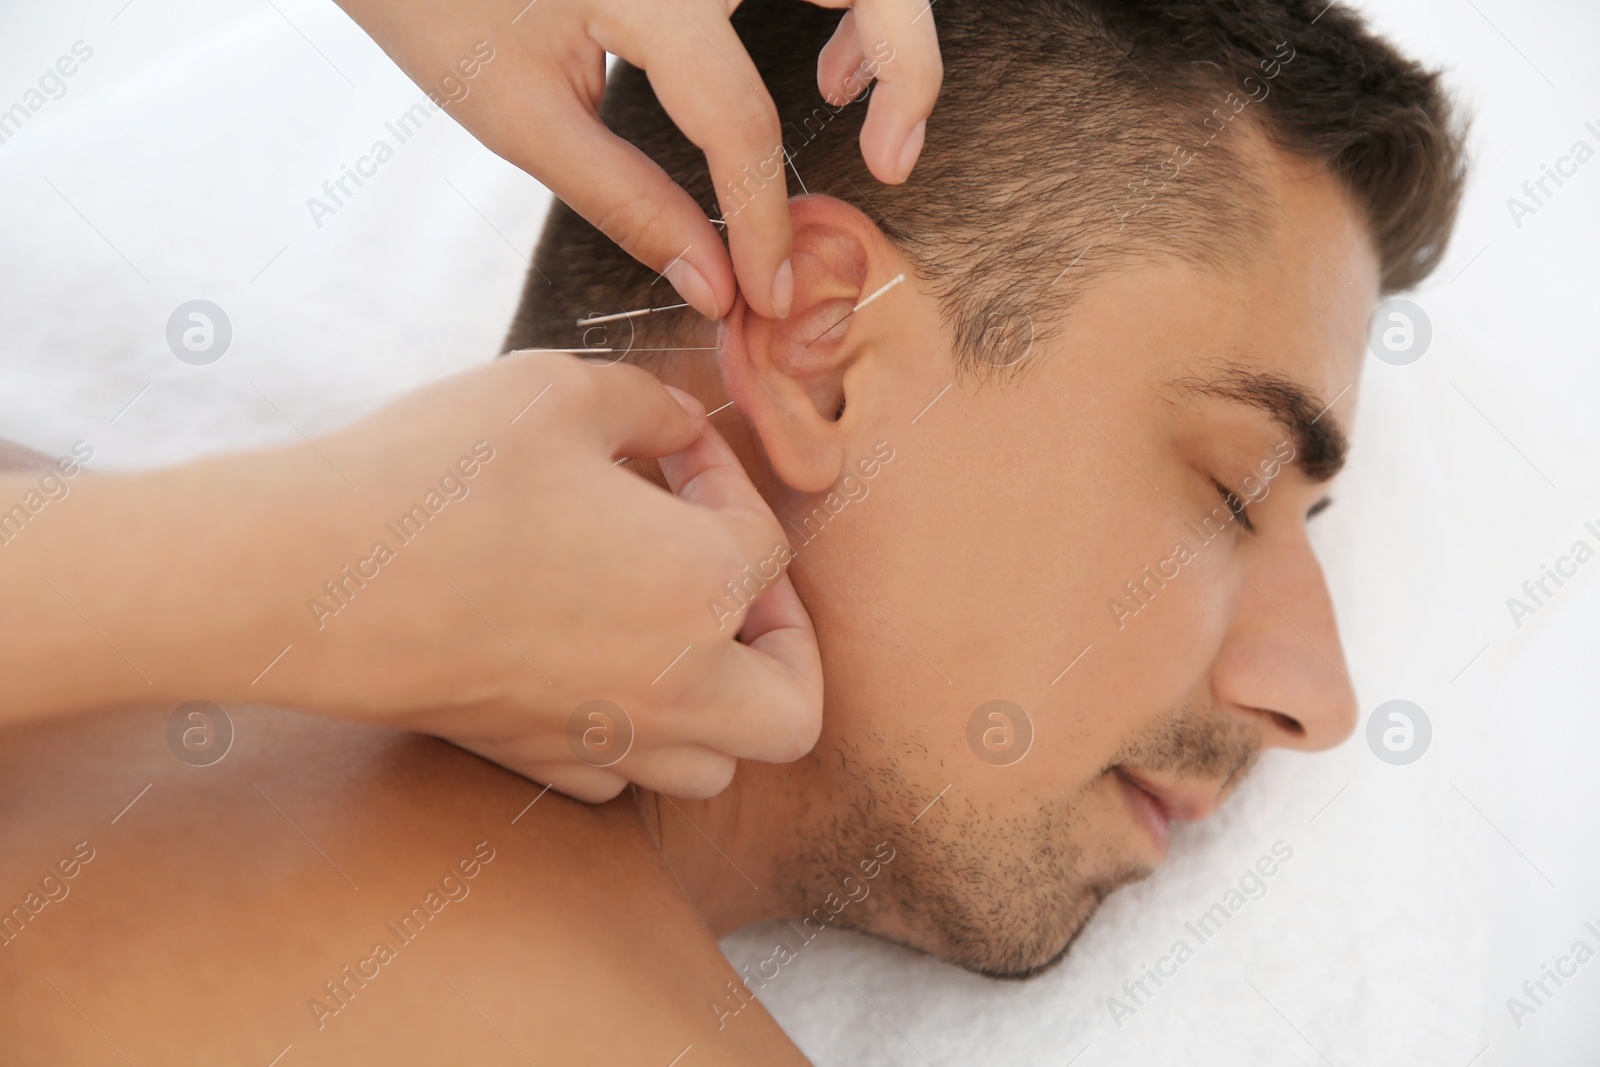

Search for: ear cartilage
xmin=575 ymin=303 xmax=689 ymax=327
xmin=803 ymin=272 xmax=908 ymax=347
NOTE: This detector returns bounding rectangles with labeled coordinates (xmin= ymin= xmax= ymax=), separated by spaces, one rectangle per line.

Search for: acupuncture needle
xmin=532 ymin=271 xmax=907 ymax=357
xmin=804 ymin=272 xmax=906 ymax=346
xmin=613 ymin=398 xmax=739 ymax=466
xmin=508 ymin=347 xmax=718 ymax=355
xmin=575 ymin=303 xmax=687 ymax=327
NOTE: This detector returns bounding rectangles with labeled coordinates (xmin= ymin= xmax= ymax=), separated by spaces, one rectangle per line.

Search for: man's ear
xmin=719 ymin=196 xmax=903 ymax=494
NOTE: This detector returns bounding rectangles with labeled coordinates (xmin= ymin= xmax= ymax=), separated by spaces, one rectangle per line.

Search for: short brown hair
xmin=505 ymin=0 xmax=1467 ymax=373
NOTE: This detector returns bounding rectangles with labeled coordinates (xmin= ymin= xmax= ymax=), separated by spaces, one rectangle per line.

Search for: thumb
xmin=659 ymin=418 xmax=824 ymax=764
xmin=547 ymin=359 xmax=707 ymax=462
xmin=733 ymin=567 xmax=825 ymax=762
xmin=656 ymin=410 xmax=791 ymax=564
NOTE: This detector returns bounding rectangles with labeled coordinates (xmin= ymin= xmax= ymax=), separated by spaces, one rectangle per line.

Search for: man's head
xmin=507 ymin=0 xmax=1464 ymax=977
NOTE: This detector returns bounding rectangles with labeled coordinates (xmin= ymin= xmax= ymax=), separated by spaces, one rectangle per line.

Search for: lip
xmin=1112 ymin=767 xmax=1227 ymax=862
xmin=1113 ymin=770 xmax=1172 ymax=860
xmin=1117 ymin=768 xmax=1222 ymax=823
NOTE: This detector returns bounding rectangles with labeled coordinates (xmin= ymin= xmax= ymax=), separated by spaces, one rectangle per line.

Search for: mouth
xmin=1113 ymin=769 xmax=1173 ymax=860
xmin=1111 ymin=767 xmax=1224 ymax=862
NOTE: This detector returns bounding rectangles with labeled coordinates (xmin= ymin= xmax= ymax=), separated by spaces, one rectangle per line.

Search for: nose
xmin=1210 ymin=539 xmax=1358 ymax=752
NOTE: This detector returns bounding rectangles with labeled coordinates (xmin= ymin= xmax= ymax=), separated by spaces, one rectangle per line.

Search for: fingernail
xmin=771 ymin=258 xmax=794 ymax=319
xmin=665 ymin=259 xmax=720 ymax=320
xmin=895 ymin=120 xmax=927 ymax=183
xmin=663 ymin=384 xmax=705 ymax=418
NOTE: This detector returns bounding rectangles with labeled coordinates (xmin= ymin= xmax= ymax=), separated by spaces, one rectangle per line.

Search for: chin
xmin=915 ymin=878 xmax=1122 ymax=981
xmin=969 ymin=939 xmax=1078 ymax=982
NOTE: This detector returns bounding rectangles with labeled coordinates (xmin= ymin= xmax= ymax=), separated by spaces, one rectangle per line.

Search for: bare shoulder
xmin=0 ymin=705 xmax=809 ymax=1066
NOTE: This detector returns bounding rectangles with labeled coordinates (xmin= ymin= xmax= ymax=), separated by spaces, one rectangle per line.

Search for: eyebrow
xmin=1171 ymin=368 xmax=1349 ymax=482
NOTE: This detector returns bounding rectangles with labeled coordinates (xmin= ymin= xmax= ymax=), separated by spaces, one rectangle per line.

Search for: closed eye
xmin=1212 ymin=479 xmax=1255 ymax=533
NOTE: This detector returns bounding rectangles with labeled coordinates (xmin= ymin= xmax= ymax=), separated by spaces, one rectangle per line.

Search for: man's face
xmin=749 ymin=147 xmax=1376 ymax=976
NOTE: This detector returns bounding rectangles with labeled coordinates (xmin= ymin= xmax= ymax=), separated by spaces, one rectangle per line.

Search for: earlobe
xmin=718 ymin=196 xmax=896 ymax=495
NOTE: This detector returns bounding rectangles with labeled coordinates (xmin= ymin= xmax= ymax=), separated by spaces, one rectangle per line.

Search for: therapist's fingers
xmin=704 ymin=569 xmax=825 ymax=762
xmin=533 ymin=357 xmax=707 ymax=461
xmin=593 ymin=3 xmax=794 ymax=320
xmin=810 ymin=0 xmax=944 ymax=184
xmin=624 ymin=747 xmax=739 ymax=800
xmin=527 ymin=763 xmax=632 ymax=805
xmin=657 ymin=413 xmax=790 ymax=566
xmin=452 ymin=742 xmax=630 ymax=804
xmin=519 ymin=85 xmax=735 ymax=321
xmin=656 ymin=422 xmax=822 ymax=762
xmin=817 ymin=9 xmax=870 ymax=104
xmin=478 ymin=742 xmax=738 ymax=802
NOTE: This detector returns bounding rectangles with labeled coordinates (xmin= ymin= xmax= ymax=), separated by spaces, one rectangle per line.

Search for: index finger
xmin=655 ymin=404 xmax=787 ymax=564
xmin=501 ymin=355 xmax=705 ymax=461
xmin=510 ymin=87 xmax=737 ymax=321
xmin=594 ymin=3 xmax=795 ymax=320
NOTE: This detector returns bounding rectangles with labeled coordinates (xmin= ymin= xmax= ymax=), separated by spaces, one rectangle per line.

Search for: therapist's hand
xmin=0 ymin=354 xmax=821 ymax=802
xmin=308 ymin=352 xmax=826 ymax=801
xmin=334 ymin=0 xmax=942 ymax=320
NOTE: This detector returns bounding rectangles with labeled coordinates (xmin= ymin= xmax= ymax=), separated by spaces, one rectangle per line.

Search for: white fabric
xmin=2 ymin=1 xmax=1596 ymax=1063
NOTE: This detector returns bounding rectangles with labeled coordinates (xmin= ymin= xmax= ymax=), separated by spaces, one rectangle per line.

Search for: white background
xmin=1 ymin=1 xmax=1596 ymax=1064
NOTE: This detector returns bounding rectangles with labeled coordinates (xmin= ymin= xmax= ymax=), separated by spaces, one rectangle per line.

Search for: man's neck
xmin=632 ymin=761 xmax=811 ymax=938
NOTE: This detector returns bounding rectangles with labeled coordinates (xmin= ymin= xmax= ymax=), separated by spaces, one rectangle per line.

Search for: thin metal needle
xmin=804 ymin=272 xmax=906 ymax=346
xmin=575 ymin=303 xmax=688 ymax=327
